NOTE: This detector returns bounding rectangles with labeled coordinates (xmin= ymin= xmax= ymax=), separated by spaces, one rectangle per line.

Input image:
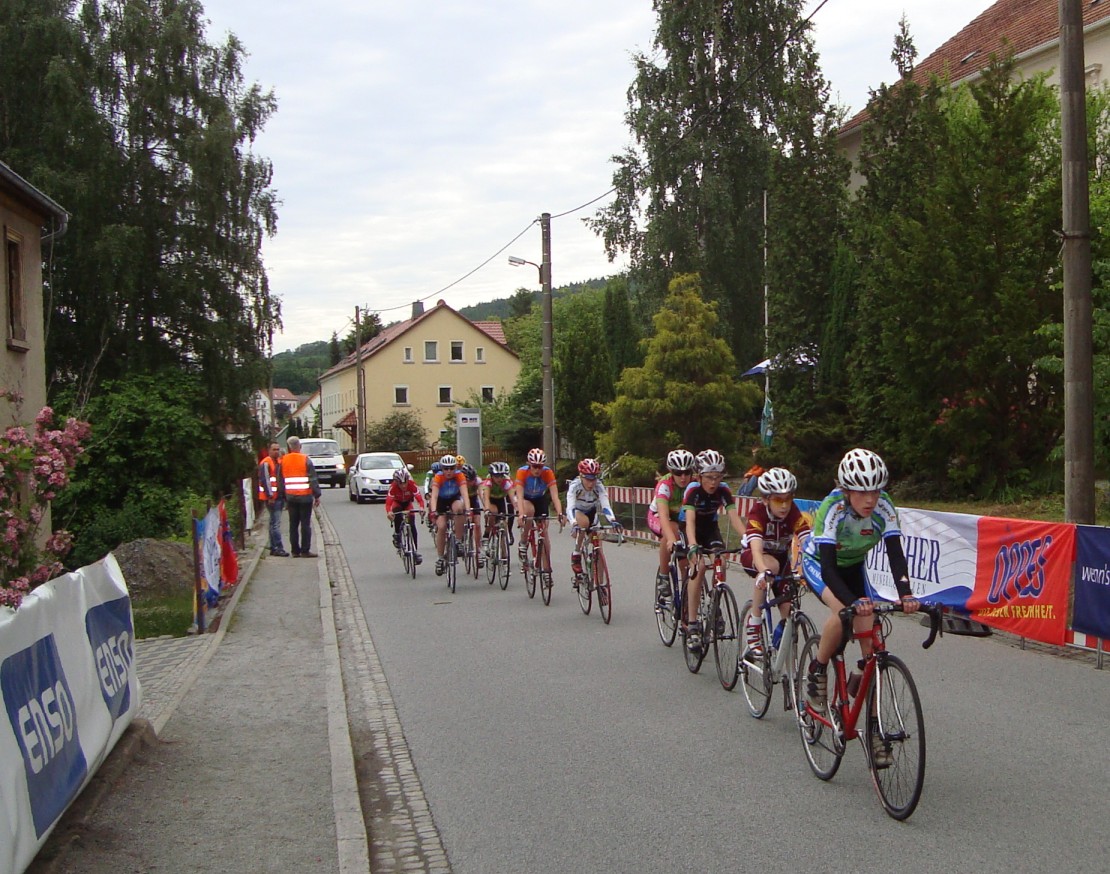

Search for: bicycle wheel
xmin=524 ymin=546 xmax=537 ymax=599
xmin=539 ymin=538 xmax=553 ymax=606
xmin=866 ymin=654 xmax=926 ymax=820
xmin=485 ymin=534 xmax=497 ymax=585
xmin=446 ymin=537 xmax=457 ymax=594
xmin=683 ymin=582 xmax=708 ymax=674
xmin=470 ymin=526 xmax=482 ymax=580
xmin=795 ymin=635 xmax=843 ymax=780
xmin=496 ymin=530 xmax=511 ymax=590
xmin=596 ymin=552 xmax=612 ymax=625
xmin=712 ymin=586 xmax=741 ymax=693
xmin=783 ymin=611 xmax=817 ymax=712
xmin=656 ymin=563 xmax=679 ymax=647
xmin=737 ymin=600 xmax=772 ymax=717
xmin=401 ymin=526 xmax=415 ymax=578
xmin=577 ymin=551 xmax=592 ymax=615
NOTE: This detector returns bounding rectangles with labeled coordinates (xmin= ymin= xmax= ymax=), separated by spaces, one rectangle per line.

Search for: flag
xmin=760 ymin=395 xmax=774 ymax=447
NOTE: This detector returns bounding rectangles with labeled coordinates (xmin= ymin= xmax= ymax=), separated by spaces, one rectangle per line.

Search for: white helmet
xmin=526 ymin=448 xmax=547 ymax=466
xmin=488 ymin=461 xmax=510 ymax=477
xmin=696 ymin=449 xmax=726 ymax=474
xmin=666 ymin=449 xmax=696 ymax=472
xmin=837 ymin=448 xmax=888 ymax=491
xmin=758 ymin=467 xmax=797 ymax=495
xmin=439 ymin=454 xmax=458 ymax=468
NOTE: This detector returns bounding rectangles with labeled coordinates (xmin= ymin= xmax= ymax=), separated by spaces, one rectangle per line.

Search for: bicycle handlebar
xmin=836 ymin=601 xmax=944 ymax=650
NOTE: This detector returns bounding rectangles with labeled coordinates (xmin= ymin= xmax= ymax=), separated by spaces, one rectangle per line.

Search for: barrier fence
xmin=606 ymin=486 xmax=1108 ymax=664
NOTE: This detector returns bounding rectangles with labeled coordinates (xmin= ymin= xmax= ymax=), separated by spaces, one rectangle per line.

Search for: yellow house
xmin=318 ymin=299 xmax=521 ymax=452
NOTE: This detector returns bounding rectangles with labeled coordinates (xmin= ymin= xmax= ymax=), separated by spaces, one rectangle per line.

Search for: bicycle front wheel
xmin=795 ymin=634 xmax=843 ymax=780
xmin=656 ymin=565 xmax=679 ymax=647
xmin=596 ymin=552 xmax=612 ymax=625
xmin=712 ymin=585 xmax=741 ymax=692
xmin=577 ymin=553 xmax=592 ymax=615
xmin=683 ymin=583 xmax=708 ymax=674
xmin=783 ymin=611 xmax=818 ymax=712
xmin=446 ymin=538 xmax=457 ymax=594
xmin=867 ymin=654 xmax=926 ymax=820
xmin=525 ymin=547 xmax=537 ymax=599
xmin=738 ymin=600 xmax=771 ymax=716
xmin=539 ymin=538 xmax=552 ymax=605
xmin=496 ymin=530 xmax=511 ymax=590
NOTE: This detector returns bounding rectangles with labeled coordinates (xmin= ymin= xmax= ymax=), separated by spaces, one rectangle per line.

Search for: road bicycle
xmin=483 ymin=511 xmax=513 ymax=590
xmin=794 ymin=601 xmax=943 ymax=820
xmin=520 ymin=513 xmax=559 ymax=605
xmin=460 ymin=509 xmax=483 ymax=580
xmin=575 ymin=522 xmax=623 ymax=625
xmin=683 ymin=546 xmax=743 ymax=675
xmin=655 ymin=540 xmax=689 ymax=647
xmin=391 ymin=510 xmax=424 ymax=579
xmin=732 ymin=569 xmax=818 ymax=715
xmin=434 ymin=511 xmax=466 ymax=594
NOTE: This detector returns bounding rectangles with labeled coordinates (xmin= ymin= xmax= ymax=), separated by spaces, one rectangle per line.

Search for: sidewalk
xmin=26 ymin=513 xmax=385 ymax=874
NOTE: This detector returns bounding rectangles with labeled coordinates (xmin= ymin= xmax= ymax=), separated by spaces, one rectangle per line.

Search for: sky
xmin=198 ymin=0 xmax=999 ymax=355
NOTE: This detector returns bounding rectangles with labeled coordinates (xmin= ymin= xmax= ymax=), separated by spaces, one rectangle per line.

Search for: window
xmin=394 ymin=386 xmax=409 ymax=405
xmin=475 ymin=346 xmax=485 ymax=363
xmin=424 ymin=340 xmax=438 ymax=362
xmin=450 ymin=340 xmax=464 ymax=362
xmin=403 ymin=346 xmax=413 ymax=363
xmin=438 ymin=386 xmax=452 ymax=405
xmin=482 ymin=386 xmax=495 ymax=403
xmin=6 ymin=230 xmax=26 ymax=350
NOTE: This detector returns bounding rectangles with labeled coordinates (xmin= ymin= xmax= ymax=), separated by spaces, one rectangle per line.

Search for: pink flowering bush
xmin=0 ymin=395 xmax=90 ymax=609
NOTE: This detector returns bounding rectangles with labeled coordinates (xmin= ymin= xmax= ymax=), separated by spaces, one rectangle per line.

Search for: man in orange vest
xmin=258 ymin=443 xmax=289 ymax=556
xmin=279 ymin=435 xmax=322 ymax=558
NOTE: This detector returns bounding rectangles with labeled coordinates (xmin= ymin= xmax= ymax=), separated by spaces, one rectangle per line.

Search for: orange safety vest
xmin=282 ymin=452 xmax=312 ymax=497
xmin=258 ymin=456 xmax=279 ymax=499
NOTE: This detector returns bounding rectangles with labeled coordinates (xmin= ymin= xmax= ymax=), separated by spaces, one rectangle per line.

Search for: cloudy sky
xmin=199 ymin=0 xmax=998 ymax=354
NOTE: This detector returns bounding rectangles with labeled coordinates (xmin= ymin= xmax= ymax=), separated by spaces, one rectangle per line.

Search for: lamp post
xmin=509 ymin=212 xmax=554 ymax=465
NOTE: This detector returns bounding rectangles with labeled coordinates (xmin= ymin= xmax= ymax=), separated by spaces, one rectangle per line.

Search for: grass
xmin=132 ymin=591 xmax=196 ymax=639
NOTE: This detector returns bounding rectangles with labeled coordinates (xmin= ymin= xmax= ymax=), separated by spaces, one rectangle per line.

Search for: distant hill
xmin=459 ymin=277 xmax=609 ymax=321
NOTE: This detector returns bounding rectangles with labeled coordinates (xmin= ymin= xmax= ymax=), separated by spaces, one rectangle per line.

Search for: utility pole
xmin=354 ymin=306 xmax=366 ymax=454
xmin=540 ymin=212 xmax=555 ymax=467
xmin=1060 ymin=0 xmax=1095 ymax=523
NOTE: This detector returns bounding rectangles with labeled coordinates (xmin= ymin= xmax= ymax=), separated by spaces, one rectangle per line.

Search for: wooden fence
xmin=397 ymin=446 xmax=506 ymax=470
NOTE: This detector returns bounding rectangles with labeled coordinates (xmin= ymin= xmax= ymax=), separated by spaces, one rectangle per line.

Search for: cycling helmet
xmin=526 ymin=448 xmax=547 ymax=466
xmin=696 ymin=449 xmax=726 ymax=474
xmin=758 ymin=467 xmax=797 ymax=495
xmin=439 ymin=454 xmax=458 ymax=468
xmin=429 ymin=462 xmax=442 ymax=474
xmin=837 ymin=448 xmax=888 ymax=491
xmin=461 ymin=463 xmax=476 ymax=480
xmin=666 ymin=449 xmax=696 ymax=472
xmin=488 ymin=461 xmax=510 ymax=477
xmin=577 ymin=458 xmax=601 ymax=477
xmin=392 ymin=468 xmax=411 ymax=484
xmin=455 ymin=454 xmax=467 ymax=465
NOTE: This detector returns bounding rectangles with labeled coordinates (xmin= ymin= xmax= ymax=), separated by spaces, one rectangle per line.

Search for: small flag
xmin=760 ymin=395 xmax=774 ymax=448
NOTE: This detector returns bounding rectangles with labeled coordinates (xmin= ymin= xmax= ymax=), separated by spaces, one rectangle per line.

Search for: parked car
xmin=298 ymin=438 xmax=347 ymax=488
xmin=347 ymin=452 xmax=411 ymax=503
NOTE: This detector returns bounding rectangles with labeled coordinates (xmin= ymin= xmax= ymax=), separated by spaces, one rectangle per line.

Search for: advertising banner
xmin=1073 ymin=525 xmax=1110 ymax=640
xmin=965 ymin=517 xmax=1074 ymax=645
xmin=0 ymin=556 xmax=140 ymax=874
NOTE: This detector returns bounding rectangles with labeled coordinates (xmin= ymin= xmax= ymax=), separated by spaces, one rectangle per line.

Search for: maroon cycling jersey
xmin=742 ymin=501 xmax=810 ymax=556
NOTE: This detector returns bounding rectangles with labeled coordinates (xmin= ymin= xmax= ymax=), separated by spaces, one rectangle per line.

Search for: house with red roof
xmin=840 ymin=0 xmax=1110 ymax=188
xmin=317 ymin=299 xmax=520 ymax=452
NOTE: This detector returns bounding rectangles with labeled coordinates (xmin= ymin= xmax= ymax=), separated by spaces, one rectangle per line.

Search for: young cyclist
xmin=385 ymin=468 xmax=426 ymax=564
xmin=648 ymin=449 xmax=696 ymax=605
xmin=566 ymin=458 xmax=622 ymax=588
xmin=801 ymin=448 xmax=919 ymax=766
xmin=514 ymin=448 xmax=564 ymax=576
xmin=682 ymin=449 xmax=746 ymax=652
xmin=459 ymin=460 xmax=484 ymax=568
xmin=479 ymin=461 xmax=518 ymax=546
xmin=429 ymin=454 xmax=470 ymax=576
xmin=740 ymin=467 xmax=811 ymax=655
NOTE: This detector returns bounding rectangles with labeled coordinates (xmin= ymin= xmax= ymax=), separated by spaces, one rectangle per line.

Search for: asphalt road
xmin=327 ymin=489 xmax=1110 ymax=874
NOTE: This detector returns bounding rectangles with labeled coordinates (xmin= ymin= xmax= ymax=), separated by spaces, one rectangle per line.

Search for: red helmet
xmin=577 ymin=458 xmax=601 ymax=477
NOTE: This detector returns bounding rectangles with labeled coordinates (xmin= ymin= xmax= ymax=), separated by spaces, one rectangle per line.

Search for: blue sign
xmin=1074 ymin=525 xmax=1110 ymax=640
xmin=85 ymin=597 xmax=136 ymax=722
xmin=2 ymin=635 xmax=88 ymax=836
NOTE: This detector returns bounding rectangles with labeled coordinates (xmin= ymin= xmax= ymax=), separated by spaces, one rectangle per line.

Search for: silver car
xmin=347 ymin=452 xmax=410 ymax=504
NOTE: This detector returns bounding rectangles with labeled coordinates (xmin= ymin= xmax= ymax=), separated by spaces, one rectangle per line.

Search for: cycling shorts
xmin=435 ymin=496 xmax=463 ymax=516
xmin=692 ymin=519 xmax=723 ymax=550
xmin=524 ymin=493 xmax=551 ymax=518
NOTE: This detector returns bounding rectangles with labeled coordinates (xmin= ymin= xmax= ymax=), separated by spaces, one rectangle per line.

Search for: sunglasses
xmin=582 ymin=475 xmax=597 ymax=481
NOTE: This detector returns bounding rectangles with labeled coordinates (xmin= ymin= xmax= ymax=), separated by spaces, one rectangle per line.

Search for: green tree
xmin=365 ymin=410 xmax=427 ymax=451
xmin=329 ymin=332 xmax=342 ymax=366
xmin=553 ymin=291 xmax=612 ymax=456
xmin=602 ymin=275 xmax=641 ymax=382
xmin=508 ymin=288 xmax=536 ymax=320
xmin=595 ymin=274 xmax=761 ymax=462
xmin=343 ymin=312 xmax=383 ymax=356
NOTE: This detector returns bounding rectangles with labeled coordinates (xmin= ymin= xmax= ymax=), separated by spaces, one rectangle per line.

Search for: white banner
xmin=241 ymin=478 xmax=255 ymax=531
xmin=0 ymin=555 xmax=141 ymax=874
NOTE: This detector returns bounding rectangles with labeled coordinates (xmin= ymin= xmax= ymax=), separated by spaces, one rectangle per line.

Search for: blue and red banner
xmin=1073 ymin=525 xmax=1110 ymax=641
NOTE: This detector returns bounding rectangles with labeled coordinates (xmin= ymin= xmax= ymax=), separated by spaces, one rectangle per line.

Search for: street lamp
xmin=508 ymin=212 xmax=554 ymax=466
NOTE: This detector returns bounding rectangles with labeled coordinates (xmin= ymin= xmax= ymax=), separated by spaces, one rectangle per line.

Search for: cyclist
xmin=423 ymin=460 xmax=442 ymax=506
xmin=514 ymin=448 xmax=565 ymax=576
xmin=479 ymin=461 xmax=518 ymax=546
xmin=740 ymin=467 xmax=811 ymax=655
xmin=647 ymin=449 xmax=696 ymax=606
xmin=385 ymin=468 xmax=426 ymax=565
xmin=459 ymin=460 xmax=485 ymax=568
xmin=566 ymin=458 xmax=622 ymax=588
xmin=682 ymin=449 xmax=746 ymax=652
xmin=429 ymin=454 xmax=470 ymax=576
xmin=802 ymin=448 xmax=919 ymax=765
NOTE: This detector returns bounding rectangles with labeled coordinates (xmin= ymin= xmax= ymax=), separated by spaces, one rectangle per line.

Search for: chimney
xmin=412 ymin=301 xmax=424 ymax=319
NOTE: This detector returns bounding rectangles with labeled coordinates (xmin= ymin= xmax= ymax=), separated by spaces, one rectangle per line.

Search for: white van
xmin=297 ymin=438 xmax=347 ymax=488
